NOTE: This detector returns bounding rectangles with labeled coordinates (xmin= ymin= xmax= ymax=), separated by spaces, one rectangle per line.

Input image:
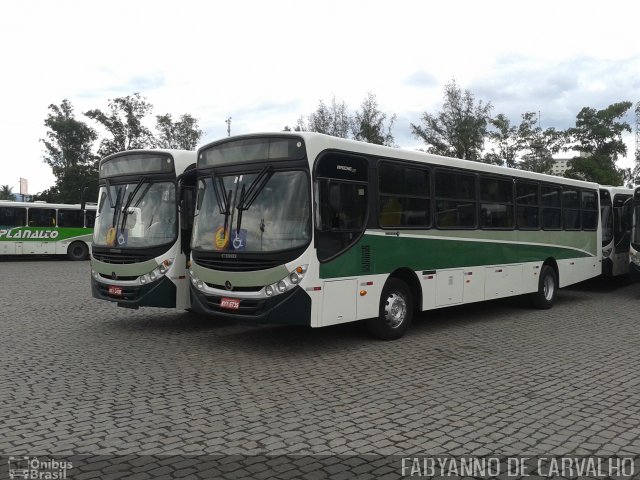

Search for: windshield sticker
xmin=117 ymin=229 xmax=129 ymax=246
xmin=214 ymin=226 xmax=230 ymax=250
xmin=231 ymin=229 xmax=247 ymax=251
xmin=106 ymin=227 xmax=117 ymax=247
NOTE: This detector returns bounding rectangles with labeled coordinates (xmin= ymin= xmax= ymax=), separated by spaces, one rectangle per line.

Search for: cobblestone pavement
xmin=1 ymin=260 xmax=640 ymax=464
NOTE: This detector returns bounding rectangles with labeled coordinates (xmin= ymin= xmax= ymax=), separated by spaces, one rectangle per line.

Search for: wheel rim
xmin=384 ymin=292 xmax=407 ymax=328
xmin=543 ymin=274 xmax=555 ymax=301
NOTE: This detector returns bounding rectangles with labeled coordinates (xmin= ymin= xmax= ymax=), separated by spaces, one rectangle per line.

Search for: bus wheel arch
xmin=530 ymin=259 xmax=558 ymax=309
xmin=366 ymin=269 xmax=420 ymax=340
xmin=67 ymin=241 xmax=89 ymax=261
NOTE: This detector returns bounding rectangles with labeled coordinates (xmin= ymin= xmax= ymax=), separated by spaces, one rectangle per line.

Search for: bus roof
xmin=0 ymin=200 xmax=96 ymax=210
xmin=99 ymin=149 xmax=196 ymax=177
xmin=199 ymin=131 xmax=601 ymax=190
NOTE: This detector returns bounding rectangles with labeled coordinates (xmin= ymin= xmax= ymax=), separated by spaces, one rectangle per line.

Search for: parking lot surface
xmin=2 ymin=260 xmax=640 ymax=464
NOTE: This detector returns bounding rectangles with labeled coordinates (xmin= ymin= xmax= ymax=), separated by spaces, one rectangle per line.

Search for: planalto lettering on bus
xmin=187 ymin=132 xmax=602 ymax=339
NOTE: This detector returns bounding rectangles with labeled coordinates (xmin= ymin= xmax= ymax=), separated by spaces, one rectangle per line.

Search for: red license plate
xmin=220 ymin=297 xmax=240 ymax=310
xmin=108 ymin=285 xmax=123 ymax=296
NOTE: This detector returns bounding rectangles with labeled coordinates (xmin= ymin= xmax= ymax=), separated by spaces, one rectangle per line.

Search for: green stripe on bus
xmin=319 ymin=232 xmax=597 ymax=279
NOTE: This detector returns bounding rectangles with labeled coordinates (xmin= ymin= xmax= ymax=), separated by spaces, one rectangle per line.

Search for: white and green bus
xmin=188 ymin=133 xmax=602 ymax=339
xmin=599 ymin=186 xmax=633 ymax=277
xmin=629 ymin=186 xmax=640 ymax=281
xmin=90 ymin=149 xmax=197 ymax=309
xmin=0 ymin=200 xmax=96 ymax=260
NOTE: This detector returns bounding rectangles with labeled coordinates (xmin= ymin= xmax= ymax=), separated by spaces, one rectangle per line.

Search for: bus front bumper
xmin=92 ymin=275 xmax=177 ymax=308
xmin=629 ymin=262 xmax=640 ymax=282
xmin=189 ymin=285 xmax=312 ymax=326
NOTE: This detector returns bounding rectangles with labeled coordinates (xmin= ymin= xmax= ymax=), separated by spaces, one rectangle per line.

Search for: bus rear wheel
xmin=529 ymin=265 xmax=556 ymax=309
xmin=67 ymin=241 xmax=89 ymax=261
xmin=366 ymin=278 xmax=413 ymax=340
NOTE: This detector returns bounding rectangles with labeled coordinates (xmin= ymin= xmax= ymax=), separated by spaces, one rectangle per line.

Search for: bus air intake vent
xmin=92 ymin=251 xmax=156 ymax=264
xmin=361 ymin=245 xmax=371 ymax=273
xmin=193 ymin=254 xmax=281 ymax=272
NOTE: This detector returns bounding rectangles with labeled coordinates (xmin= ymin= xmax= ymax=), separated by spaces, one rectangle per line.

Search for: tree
xmin=0 ymin=185 xmax=16 ymax=200
xmin=352 ymin=92 xmax=396 ymax=146
xmin=564 ymin=101 xmax=632 ymax=184
xmin=411 ymin=79 xmax=492 ymax=160
xmin=306 ymin=96 xmax=352 ymax=138
xmin=517 ymin=112 xmax=566 ymax=174
xmin=155 ymin=113 xmax=203 ymax=150
xmin=484 ymin=114 xmax=518 ymax=167
xmin=85 ymin=93 xmax=155 ymax=157
xmin=40 ymin=99 xmax=99 ymax=203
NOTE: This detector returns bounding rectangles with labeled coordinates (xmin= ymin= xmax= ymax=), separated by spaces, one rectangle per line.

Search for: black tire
xmin=529 ymin=265 xmax=557 ymax=309
xmin=366 ymin=278 xmax=413 ymax=340
xmin=67 ymin=241 xmax=89 ymax=261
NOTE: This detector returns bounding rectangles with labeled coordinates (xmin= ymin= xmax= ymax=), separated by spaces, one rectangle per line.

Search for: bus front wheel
xmin=67 ymin=241 xmax=89 ymax=261
xmin=529 ymin=265 xmax=557 ymax=309
xmin=366 ymin=278 xmax=413 ymax=340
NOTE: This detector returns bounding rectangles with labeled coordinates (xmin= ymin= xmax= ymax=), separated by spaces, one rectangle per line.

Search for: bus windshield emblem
xmin=225 ymin=281 xmax=233 ymax=290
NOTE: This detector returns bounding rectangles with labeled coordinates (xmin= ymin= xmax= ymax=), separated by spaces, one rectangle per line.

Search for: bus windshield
xmin=192 ymin=170 xmax=310 ymax=253
xmin=601 ymin=203 xmax=613 ymax=246
xmin=633 ymin=203 xmax=640 ymax=245
xmin=93 ymin=181 xmax=177 ymax=248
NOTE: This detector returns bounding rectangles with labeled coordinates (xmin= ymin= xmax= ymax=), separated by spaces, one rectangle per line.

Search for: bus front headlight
xmin=139 ymin=258 xmax=174 ymax=285
xmin=263 ymin=265 xmax=308 ymax=297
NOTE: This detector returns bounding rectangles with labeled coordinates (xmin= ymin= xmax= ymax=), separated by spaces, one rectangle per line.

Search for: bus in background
xmin=90 ymin=149 xmax=197 ymax=309
xmin=599 ymin=186 xmax=633 ymax=278
xmin=0 ymin=200 xmax=96 ymax=260
xmin=188 ymin=132 xmax=602 ymax=340
xmin=629 ymin=186 xmax=640 ymax=281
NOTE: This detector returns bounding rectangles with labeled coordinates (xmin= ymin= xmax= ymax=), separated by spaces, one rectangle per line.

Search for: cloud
xmin=470 ymin=55 xmax=640 ymax=130
xmin=404 ymin=70 xmax=438 ymax=88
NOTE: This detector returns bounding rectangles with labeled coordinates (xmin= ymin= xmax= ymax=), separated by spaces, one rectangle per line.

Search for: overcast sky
xmin=2 ymin=0 xmax=639 ymax=195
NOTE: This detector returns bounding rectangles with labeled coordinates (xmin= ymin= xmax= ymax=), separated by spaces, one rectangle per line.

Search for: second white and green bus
xmin=599 ymin=186 xmax=632 ymax=278
xmin=629 ymin=186 xmax=640 ymax=281
xmin=0 ymin=200 xmax=96 ymax=260
xmin=188 ymin=133 xmax=602 ymax=339
xmin=90 ymin=149 xmax=197 ymax=309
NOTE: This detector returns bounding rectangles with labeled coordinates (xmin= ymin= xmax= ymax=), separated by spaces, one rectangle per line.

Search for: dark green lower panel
xmin=92 ymin=276 xmax=177 ymax=308
xmin=190 ymin=286 xmax=311 ymax=326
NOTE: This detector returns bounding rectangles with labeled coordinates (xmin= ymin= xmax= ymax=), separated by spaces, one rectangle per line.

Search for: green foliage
xmin=411 ymin=79 xmax=492 ymax=160
xmin=352 ymin=93 xmax=396 ymax=146
xmin=40 ymin=99 xmax=99 ymax=203
xmin=0 ymin=185 xmax=16 ymax=201
xmin=485 ymin=111 xmax=566 ymax=173
xmin=484 ymin=114 xmax=518 ymax=167
xmin=565 ymin=154 xmax=623 ymax=185
xmin=155 ymin=113 xmax=203 ymax=150
xmin=564 ymin=101 xmax=632 ymax=184
xmin=85 ymin=93 xmax=155 ymax=157
xmin=306 ymin=96 xmax=352 ymax=138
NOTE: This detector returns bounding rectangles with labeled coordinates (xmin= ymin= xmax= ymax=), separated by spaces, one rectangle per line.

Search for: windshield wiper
xmin=211 ymin=175 xmax=233 ymax=236
xmin=104 ymin=179 xmax=115 ymax=208
xmin=235 ymin=166 xmax=273 ymax=234
xmin=120 ymin=177 xmax=148 ymax=232
xmin=111 ymin=187 xmax=124 ymax=228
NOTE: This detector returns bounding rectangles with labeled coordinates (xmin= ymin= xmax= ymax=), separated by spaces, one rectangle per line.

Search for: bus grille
xmin=193 ymin=255 xmax=280 ymax=272
xmin=92 ymin=252 xmax=156 ymax=264
xmin=205 ymin=283 xmax=263 ymax=292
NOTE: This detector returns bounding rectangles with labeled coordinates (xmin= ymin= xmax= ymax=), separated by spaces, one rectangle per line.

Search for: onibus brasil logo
xmin=8 ymin=457 xmax=72 ymax=479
